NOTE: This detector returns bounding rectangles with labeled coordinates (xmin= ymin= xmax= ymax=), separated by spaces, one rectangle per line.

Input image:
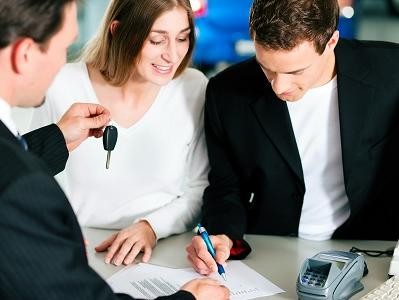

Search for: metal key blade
xmin=106 ymin=151 xmax=111 ymax=169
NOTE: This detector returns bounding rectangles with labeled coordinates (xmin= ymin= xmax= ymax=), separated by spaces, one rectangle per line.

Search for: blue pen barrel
xmin=217 ymin=264 xmax=225 ymax=275
xmin=198 ymin=230 xmax=216 ymax=257
xmin=197 ymin=224 xmax=227 ymax=280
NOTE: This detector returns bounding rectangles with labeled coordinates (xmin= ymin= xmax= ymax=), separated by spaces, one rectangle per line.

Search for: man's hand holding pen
xmin=186 ymin=226 xmax=233 ymax=277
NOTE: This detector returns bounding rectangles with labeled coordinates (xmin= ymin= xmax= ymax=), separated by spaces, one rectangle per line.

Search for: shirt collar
xmin=0 ymin=97 xmax=19 ymax=136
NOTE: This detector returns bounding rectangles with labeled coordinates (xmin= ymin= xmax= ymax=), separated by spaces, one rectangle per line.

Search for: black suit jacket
xmin=202 ymin=39 xmax=399 ymax=242
xmin=0 ymin=121 xmax=193 ymax=300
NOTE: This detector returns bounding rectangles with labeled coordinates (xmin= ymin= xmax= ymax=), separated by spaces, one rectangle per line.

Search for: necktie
xmin=17 ymin=133 xmax=28 ymax=151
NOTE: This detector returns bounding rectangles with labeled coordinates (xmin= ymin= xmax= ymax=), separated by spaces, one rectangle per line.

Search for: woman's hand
xmin=95 ymin=220 xmax=157 ymax=265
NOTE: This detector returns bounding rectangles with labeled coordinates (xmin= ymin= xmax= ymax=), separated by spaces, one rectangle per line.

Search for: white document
xmin=107 ymin=261 xmax=284 ymax=299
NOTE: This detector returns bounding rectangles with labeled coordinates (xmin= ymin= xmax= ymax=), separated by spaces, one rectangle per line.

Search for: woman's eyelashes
xmin=150 ymin=39 xmax=164 ymax=45
xmin=149 ymin=35 xmax=189 ymax=45
xmin=177 ymin=35 xmax=189 ymax=42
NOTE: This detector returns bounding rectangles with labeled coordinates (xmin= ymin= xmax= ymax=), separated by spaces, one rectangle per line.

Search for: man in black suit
xmin=186 ymin=0 xmax=399 ymax=276
xmin=0 ymin=0 xmax=229 ymax=299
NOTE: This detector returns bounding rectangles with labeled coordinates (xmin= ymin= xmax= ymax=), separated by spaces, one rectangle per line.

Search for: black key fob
xmin=103 ymin=125 xmax=118 ymax=151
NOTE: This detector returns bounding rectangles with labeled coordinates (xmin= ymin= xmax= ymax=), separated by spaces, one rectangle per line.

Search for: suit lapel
xmin=250 ymin=88 xmax=304 ymax=185
xmin=247 ymin=39 xmax=375 ymax=189
xmin=0 ymin=120 xmax=21 ymax=148
xmin=335 ymin=40 xmax=375 ymax=182
xmin=337 ymin=76 xmax=375 ymax=180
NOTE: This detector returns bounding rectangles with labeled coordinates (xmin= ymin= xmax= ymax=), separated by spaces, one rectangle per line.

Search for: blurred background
xmin=69 ymin=0 xmax=399 ymax=72
xmin=13 ymin=0 xmax=399 ymax=132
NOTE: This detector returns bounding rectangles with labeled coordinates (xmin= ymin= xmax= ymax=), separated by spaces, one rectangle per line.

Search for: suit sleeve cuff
xmin=24 ymin=124 xmax=68 ymax=175
xmin=229 ymin=238 xmax=252 ymax=259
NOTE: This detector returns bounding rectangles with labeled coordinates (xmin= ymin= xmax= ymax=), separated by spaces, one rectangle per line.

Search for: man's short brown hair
xmin=0 ymin=0 xmax=76 ymax=50
xmin=250 ymin=0 xmax=339 ymax=54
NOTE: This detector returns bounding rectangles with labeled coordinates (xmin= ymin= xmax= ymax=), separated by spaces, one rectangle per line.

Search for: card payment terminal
xmin=296 ymin=250 xmax=365 ymax=300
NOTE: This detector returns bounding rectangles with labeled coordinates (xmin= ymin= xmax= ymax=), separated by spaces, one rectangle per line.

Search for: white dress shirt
xmin=0 ymin=97 xmax=19 ymax=136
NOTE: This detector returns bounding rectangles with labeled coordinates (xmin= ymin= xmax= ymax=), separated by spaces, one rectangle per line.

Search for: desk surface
xmin=83 ymin=227 xmax=395 ymax=299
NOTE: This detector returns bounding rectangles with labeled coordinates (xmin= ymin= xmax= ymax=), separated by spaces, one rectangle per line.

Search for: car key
xmin=103 ymin=125 xmax=118 ymax=169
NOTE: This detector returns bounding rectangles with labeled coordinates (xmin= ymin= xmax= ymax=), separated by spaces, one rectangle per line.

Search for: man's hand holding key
xmin=57 ymin=103 xmax=111 ymax=152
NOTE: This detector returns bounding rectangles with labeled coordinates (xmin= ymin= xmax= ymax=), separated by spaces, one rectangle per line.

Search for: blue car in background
xmin=190 ymin=0 xmax=253 ymax=70
xmin=190 ymin=0 xmax=357 ymax=70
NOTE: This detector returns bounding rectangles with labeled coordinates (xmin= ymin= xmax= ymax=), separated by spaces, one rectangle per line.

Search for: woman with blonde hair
xmin=31 ymin=0 xmax=209 ymax=266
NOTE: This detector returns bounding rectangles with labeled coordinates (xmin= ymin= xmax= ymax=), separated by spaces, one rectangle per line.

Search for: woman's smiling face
xmin=133 ymin=6 xmax=191 ymax=86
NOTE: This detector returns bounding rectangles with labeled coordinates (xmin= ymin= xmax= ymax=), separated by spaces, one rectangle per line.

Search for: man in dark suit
xmin=186 ymin=0 xmax=399 ymax=276
xmin=0 ymin=0 xmax=229 ymax=299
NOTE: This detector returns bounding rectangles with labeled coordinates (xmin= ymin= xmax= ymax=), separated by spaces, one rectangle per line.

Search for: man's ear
xmin=109 ymin=20 xmax=120 ymax=36
xmin=326 ymin=30 xmax=340 ymax=51
xmin=10 ymin=38 xmax=35 ymax=74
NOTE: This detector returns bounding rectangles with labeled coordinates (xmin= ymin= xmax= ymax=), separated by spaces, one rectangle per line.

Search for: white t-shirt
xmin=287 ymin=77 xmax=350 ymax=240
xmin=30 ymin=62 xmax=209 ymax=239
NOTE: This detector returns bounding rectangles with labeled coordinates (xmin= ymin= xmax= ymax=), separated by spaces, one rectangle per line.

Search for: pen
xmin=197 ymin=223 xmax=227 ymax=281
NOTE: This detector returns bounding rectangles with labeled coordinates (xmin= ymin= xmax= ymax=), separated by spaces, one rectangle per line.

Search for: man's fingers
xmin=69 ymin=103 xmax=110 ymax=130
xmin=186 ymin=235 xmax=231 ymax=274
xmin=88 ymin=103 xmax=110 ymax=117
xmin=215 ymin=247 xmax=230 ymax=265
xmin=194 ymin=245 xmax=217 ymax=272
xmin=187 ymin=255 xmax=212 ymax=275
xmin=91 ymin=128 xmax=105 ymax=138
xmin=186 ymin=238 xmax=217 ymax=273
xmin=211 ymin=235 xmax=231 ymax=264
xmin=72 ymin=103 xmax=110 ymax=118
xmin=80 ymin=112 xmax=110 ymax=130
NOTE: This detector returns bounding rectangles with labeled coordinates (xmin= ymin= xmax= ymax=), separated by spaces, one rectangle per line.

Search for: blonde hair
xmin=80 ymin=0 xmax=195 ymax=86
